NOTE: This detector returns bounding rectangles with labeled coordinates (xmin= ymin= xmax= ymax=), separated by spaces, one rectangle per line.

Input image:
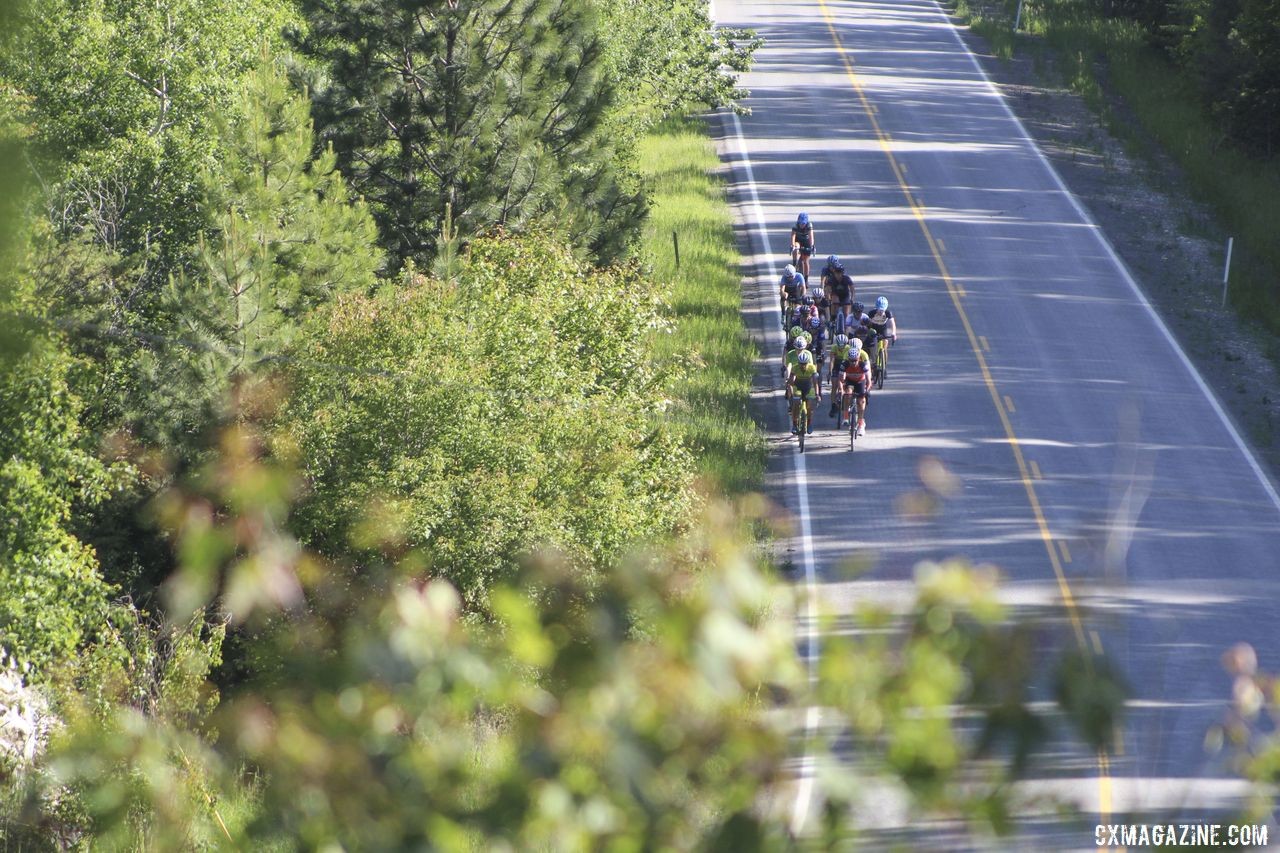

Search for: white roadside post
xmin=1221 ymin=236 xmax=1234 ymax=308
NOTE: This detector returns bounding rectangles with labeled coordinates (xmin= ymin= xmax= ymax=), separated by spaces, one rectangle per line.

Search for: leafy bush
xmin=26 ymin=425 xmax=1129 ymax=847
xmin=276 ymin=234 xmax=697 ymax=606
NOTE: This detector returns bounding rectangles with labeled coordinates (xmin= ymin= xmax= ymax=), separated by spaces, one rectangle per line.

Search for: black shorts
xmin=840 ymin=378 xmax=868 ymax=398
xmin=797 ymin=246 xmax=814 ymax=257
xmin=832 ymin=290 xmax=852 ymax=306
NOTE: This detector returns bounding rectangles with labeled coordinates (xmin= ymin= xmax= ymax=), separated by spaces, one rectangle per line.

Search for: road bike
xmin=874 ymin=336 xmax=894 ymax=390
xmin=789 ymin=389 xmax=813 ymax=452
xmin=791 ymin=246 xmax=813 ymax=281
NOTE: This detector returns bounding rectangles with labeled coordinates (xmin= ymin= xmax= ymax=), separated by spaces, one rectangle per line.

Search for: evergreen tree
xmin=295 ymin=0 xmax=645 ymax=267
xmin=180 ymin=54 xmax=381 ymax=380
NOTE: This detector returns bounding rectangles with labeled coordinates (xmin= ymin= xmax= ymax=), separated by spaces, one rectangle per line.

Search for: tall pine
xmin=181 ymin=53 xmax=381 ymax=379
xmin=295 ymin=0 xmax=644 ymax=267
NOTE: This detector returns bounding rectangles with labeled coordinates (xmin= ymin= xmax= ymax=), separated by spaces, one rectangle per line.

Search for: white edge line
xmin=929 ymin=0 xmax=1280 ymax=517
xmin=726 ymin=110 xmax=822 ymax=838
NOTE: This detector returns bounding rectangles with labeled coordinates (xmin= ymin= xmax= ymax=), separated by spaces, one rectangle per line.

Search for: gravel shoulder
xmin=948 ymin=15 xmax=1280 ymax=480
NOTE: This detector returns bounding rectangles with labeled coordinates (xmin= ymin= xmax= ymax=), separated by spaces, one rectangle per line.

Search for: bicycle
xmin=837 ymin=385 xmax=862 ymax=450
xmin=790 ymin=393 xmax=811 ymax=452
xmin=874 ymin=336 xmax=894 ymax=390
xmin=791 ymin=246 xmax=813 ymax=282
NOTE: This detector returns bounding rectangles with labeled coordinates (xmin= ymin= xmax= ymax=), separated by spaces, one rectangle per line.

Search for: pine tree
xmin=182 ymin=53 xmax=381 ymax=377
xmin=295 ymin=0 xmax=644 ymax=268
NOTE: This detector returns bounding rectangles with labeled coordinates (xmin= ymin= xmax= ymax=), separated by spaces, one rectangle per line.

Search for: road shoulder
xmin=946 ymin=9 xmax=1280 ymax=479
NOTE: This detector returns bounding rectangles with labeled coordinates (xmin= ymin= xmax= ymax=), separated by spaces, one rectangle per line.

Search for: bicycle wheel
xmin=798 ymin=404 xmax=807 ymax=453
xmin=849 ymin=406 xmax=856 ymax=450
xmin=875 ymin=346 xmax=887 ymax=390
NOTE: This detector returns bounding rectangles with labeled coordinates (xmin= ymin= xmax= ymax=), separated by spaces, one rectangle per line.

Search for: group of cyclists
xmin=780 ymin=213 xmax=898 ymax=445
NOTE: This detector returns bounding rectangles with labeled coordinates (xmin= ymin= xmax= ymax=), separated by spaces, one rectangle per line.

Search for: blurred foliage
xmin=10 ymin=425 xmax=1131 ymax=848
xmin=1208 ymin=643 xmax=1280 ymax=823
xmin=275 ymin=233 xmax=697 ymax=609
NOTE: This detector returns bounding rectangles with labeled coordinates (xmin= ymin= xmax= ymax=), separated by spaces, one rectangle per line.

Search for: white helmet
xmin=797 ymin=350 xmax=813 ymax=365
xmin=851 ymin=338 xmax=863 ymax=352
xmin=834 ymin=334 xmax=849 ymax=347
xmin=794 ymin=336 xmax=808 ymax=349
xmin=784 ymin=263 xmax=797 ymax=276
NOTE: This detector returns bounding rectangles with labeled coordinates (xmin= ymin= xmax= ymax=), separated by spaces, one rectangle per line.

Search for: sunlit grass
xmin=639 ymin=116 xmax=765 ymax=497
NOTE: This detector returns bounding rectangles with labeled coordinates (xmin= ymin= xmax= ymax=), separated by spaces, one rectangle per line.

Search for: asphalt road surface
xmin=713 ymin=0 xmax=1280 ymax=839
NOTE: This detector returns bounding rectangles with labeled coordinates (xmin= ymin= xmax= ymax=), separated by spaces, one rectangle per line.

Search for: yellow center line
xmin=814 ymin=0 xmax=1112 ymax=820
xmin=1029 ymin=460 xmax=1042 ymax=480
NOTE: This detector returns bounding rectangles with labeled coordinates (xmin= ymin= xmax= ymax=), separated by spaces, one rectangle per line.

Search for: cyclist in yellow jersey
xmin=782 ymin=324 xmax=813 ymax=375
xmin=787 ymin=349 xmax=822 ymax=435
xmin=826 ymin=333 xmax=852 ymax=417
xmin=783 ymin=335 xmax=810 ymax=383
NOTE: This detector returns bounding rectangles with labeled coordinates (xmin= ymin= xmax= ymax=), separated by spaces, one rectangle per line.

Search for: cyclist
xmin=787 ymin=296 xmax=818 ymax=333
xmin=784 ymin=331 xmax=810 ymax=375
xmin=805 ymin=314 xmax=827 ymax=370
xmin=821 ymin=255 xmax=856 ymax=329
xmin=826 ymin=333 xmax=853 ymax=417
xmin=782 ymin=325 xmax=812 ymax=376
xmin=867 ymin=296 xmax=897 ymax=341
xmin=833 ymin=337 xmax=873 ymax=434
xmin=809 ymin=284 xmax=830 ymax=326
xmin=790 ymin=213 xmax=815 ymax=280
xmin=834 ymin=299 xmax=868 ymax=338
xmin=851 ymin=315 xmax=880 ymax=368
xmin=779 ymin=264 xmax=806 ymax=328
xmin=866 ymin=296 xmax=898 ymax=384
xmin=787 ymin=349 xmax=821 ymax=436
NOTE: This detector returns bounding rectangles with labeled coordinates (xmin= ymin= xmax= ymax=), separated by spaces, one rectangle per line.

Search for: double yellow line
xmin=811 ymin=0 xmax=1113 ymax=818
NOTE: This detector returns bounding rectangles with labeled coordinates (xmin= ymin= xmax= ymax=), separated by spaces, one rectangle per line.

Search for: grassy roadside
xmin=638 ymin=115 xmax=765 ymax=497
xmin=946 ymin=0 xmax=1280 ymax=340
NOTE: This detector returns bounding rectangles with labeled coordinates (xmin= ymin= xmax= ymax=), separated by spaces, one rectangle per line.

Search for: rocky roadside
xmin=947 ymin=11 xmax=1280 ymax=480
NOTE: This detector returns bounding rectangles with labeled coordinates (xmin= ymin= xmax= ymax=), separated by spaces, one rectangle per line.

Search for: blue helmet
xmin=796 ymin=212 xmax=810 ymax=227
xmin=826 ymin=254 xmax=839 ymax=268
xmin=807 ymin=316 xmax=822 ymax=330
xmin=876 ymin=296 xmax=889 ymax=311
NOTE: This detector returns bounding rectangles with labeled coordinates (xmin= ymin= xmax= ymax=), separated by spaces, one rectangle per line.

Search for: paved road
xmin=714 ymin=0 xmax=1280 ymax=835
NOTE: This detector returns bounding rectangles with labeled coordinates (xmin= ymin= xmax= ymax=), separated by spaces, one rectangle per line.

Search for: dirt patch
xmin=948 ymin=14 xmax=1280 ymax=479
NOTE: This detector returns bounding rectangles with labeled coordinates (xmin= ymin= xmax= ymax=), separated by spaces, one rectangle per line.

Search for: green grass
xmin=947 ymin=0 xmax=1280 ymax=335
xmin=638 ymin=115 xmax=765 ymax=497
xmin=950 ymin=0 xmax=1017 ymax=59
